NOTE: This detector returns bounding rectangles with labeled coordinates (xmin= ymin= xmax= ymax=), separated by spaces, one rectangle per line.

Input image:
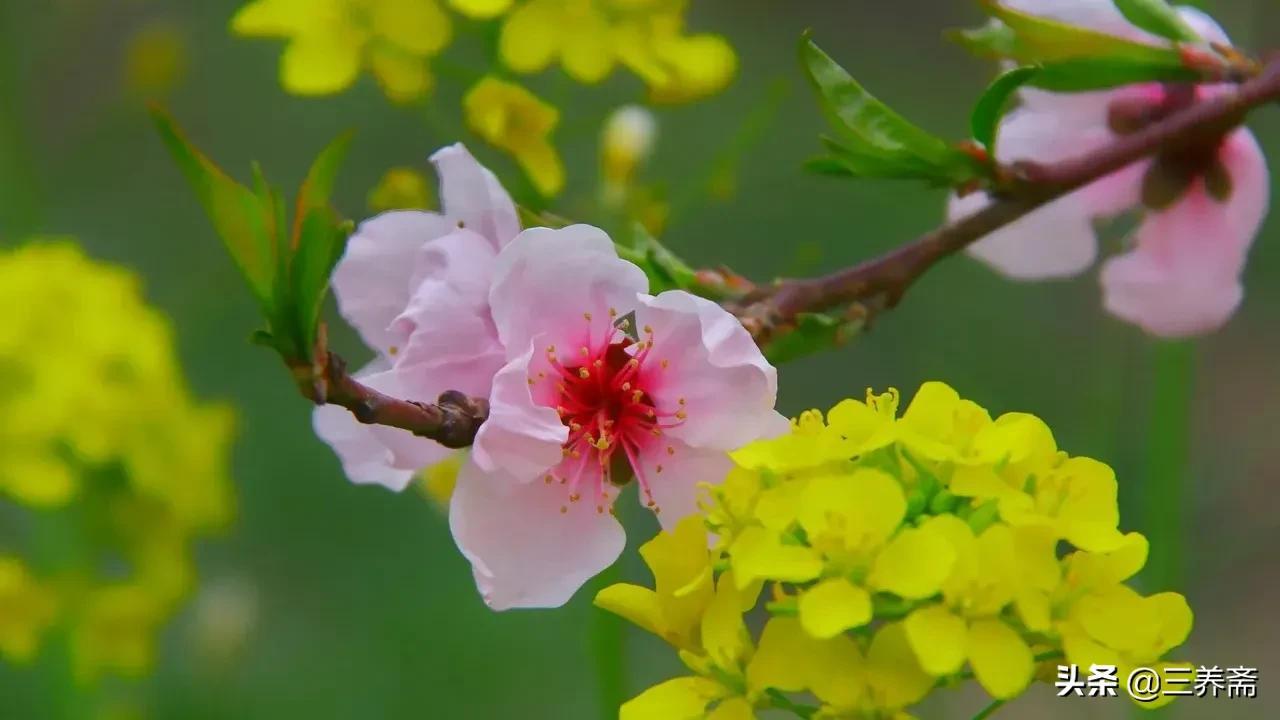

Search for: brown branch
xmin=735 ymin=54 xmax=1280 ymax=341
xmin=305 ymin=351 xmax=489 ymax=449
xmin=297 ymin=56 xmax=1280 ymax=448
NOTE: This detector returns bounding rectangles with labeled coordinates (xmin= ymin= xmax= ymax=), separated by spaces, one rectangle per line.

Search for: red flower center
xmin=532 ymin=312 xmax=686 ymax=514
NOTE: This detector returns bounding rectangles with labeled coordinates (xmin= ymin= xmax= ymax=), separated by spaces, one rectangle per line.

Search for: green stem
xmin=0 ymin=1 xmax=42 ymax=238
xmin=590 ymin=563 xmax=627 ymax=720
xmin=1141 ymin=341 xmax=1196 ymax=593
xmin=971 ymin=698 xmax=1006 ymax=720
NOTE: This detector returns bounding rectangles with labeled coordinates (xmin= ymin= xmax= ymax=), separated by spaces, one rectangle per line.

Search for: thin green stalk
xmin=590 ymin=563 xmax=627 ymax=720
xmin=971 ymin=698 xmax=1006 ymax=720
xmin=1141 ymin=341 xmax=1196 ymax=593
xmin=0 ymin=2 xmax=42 ymax=238
xmin=1132 ymin=341 xmax=1196 ymax=720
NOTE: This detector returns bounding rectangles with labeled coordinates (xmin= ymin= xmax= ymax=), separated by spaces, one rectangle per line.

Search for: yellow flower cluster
xmin=478 ymin=0 xmax=736 ymax=102
xmin=598 ymin=382 xmax=1193 ymax=718
xmin=0 ymin=241 xmax=236 ymax=682
xmin=231 ymin=0 xmax=734 ymax=198
xmin=232 ymin=0 xmax=452 ymax=102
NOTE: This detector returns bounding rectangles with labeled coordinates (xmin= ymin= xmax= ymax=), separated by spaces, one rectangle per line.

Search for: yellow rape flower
xmin=0 ymin=240 xmax=236 ymax=681
xmin=1052 ymin=535 xmax=1193 ymax=708
xmin=825 ymin=382 xmax=992 ymax=464
xmin=596 ymin=515 xmax=714 ymax=652
xmin=72 ymin=584 xmax=167 ymax=683
xmin=729 ymin=469 xmax=954 ymax=640
xmin=601 ymin=104 xmax=657 ymax=195
xmin=416 ymin=452 xmax=465 ymax=508
xmin=619 ymin=12 xmax=737 ymax=104
xmin=124 ymin=21 xmax=188 ymax=98
xmin=0 ymin=558 xmax=58 ymax=663
xmin=368 ymin=167 xmax=434 ymax=212
xmin=618 ymin=571 xmax=760 ymax=720
xmin=609 ymin=383 xmax=1196 ymax=717
xmin=498 ymin=0 xmax=735 ymax=102
xmin=231 ymin=0 xmax=451 ymax=102
xmin=950 ymin=415 xmax=1128 ymax=552
xmin=463 ymin=76 xmax=564 ymax=196
xmin=749 ymin=618 xmax=933 ymax=718
xmin=449 ymin=0 xmax=516 ymax=18
xmin=901 ymin=518 xmax=1058 ymax=698
xmin=731 ymin=408 xmax=849 ymax=473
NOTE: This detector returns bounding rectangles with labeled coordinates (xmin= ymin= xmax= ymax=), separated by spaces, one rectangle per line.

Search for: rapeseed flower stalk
xmin=0 ymin=241 xmax=236 ymax=683
xmin=598 ymin=381 xmax=1195 ymax=718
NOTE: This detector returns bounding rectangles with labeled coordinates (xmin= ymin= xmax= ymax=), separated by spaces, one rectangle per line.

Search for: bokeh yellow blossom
xmin=449 ymin=0 xmax=515 ymax=19
xmin=368 ymin=166 xmax=434 ymax=212
xmin=231 ymin=0 xmax=452 ymax=102
xmin=602 ymin=104 xmax=657 ymax=190
xmin=416 ymin=452 xmax=465 ymax=508
xmin=0 ymin=240 xmax=236 ymax=683
xmin=463 ymin=76 xmax=564 ymax=196
xmin=123 ymin=21 xmax=188 ymax=97
xmin=600 ymin=382 xmax=1196 ymax=717
xmin=0 ymin=558 xmax=58 ymax=663
xmin=497 ymin=0 xmax=736 ymax=102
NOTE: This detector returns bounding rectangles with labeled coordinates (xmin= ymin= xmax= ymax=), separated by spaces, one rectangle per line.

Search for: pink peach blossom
xmin=949 ymin=1 xmax=1270 ymax=337
xmin=313 ymin=143 xmax=515 ymax=490
xmin=448 ymin=225 xmax=788 ymax=609
xmin=314 ymin=146 xmax=786 ymax=609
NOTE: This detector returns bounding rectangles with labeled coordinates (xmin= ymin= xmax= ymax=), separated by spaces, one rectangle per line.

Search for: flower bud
xmin=601 ymin=105 xmax=657 ymax=190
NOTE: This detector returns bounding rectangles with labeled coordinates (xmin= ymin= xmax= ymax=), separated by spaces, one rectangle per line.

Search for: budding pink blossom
xmin=313 ymin=143 xmax=516 ymax=490
xmin=450 ymin=225 xmax=788 ymax=609
xmin=949 ymin=1 xmax=1270 ymax=337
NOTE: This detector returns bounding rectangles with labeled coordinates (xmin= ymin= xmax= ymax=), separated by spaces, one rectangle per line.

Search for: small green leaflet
xmin=1113 ymin=0 xmax=1201 ymax=43
xmin=800 ymin=34 xmax=985 ymax=185
xmin=151 ymin=107 xmax=353 ymax=363
xmin=152 ymin=107 xmax=278 ymax=313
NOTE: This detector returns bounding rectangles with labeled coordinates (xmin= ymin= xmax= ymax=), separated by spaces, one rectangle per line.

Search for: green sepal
xmin=970 ymin=66 xmax=1039 ymax=152
xmin=964 ymin=1 xmax=1188 ymax=66
xmin=1113 ymin=0 xmax=1200 ymax=43
xmin=1028 ymin=56 xmax=1198 ymax=91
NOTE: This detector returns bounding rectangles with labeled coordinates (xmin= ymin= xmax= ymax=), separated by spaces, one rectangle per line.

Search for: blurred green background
xmin=1 ymin=0 xmax=1277 ymax=717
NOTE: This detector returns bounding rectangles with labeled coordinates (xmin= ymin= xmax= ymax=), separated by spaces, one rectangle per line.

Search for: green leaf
xmin=981 ymin=1 xmax=1186 ymax=65
xmin=1113 ymin=0 xmax=1200 ymax=43
xmin=814 ymin=137 xmax=963 ymax=186
xmin=803 ymin=156 xmax=857 ymax=177
xmin=764 ymin=312 xmax=864 ymax=364
xmin=153 ymin=108 xmax=354 ymax=365
xmin=799 ymin=35 xmax=983 ymax=185
xmin=291 ymin=211 xmax=353 ymax=359
xmin=292 ymin=131 xmax=353 ymax=247
xmin=1030 ymin=56 xmax=1198 ymax=91
xmin=151 ymin=107 xmax=278 ymax=311
xmin=970 ymin=66 xmax=1039 ymax=152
